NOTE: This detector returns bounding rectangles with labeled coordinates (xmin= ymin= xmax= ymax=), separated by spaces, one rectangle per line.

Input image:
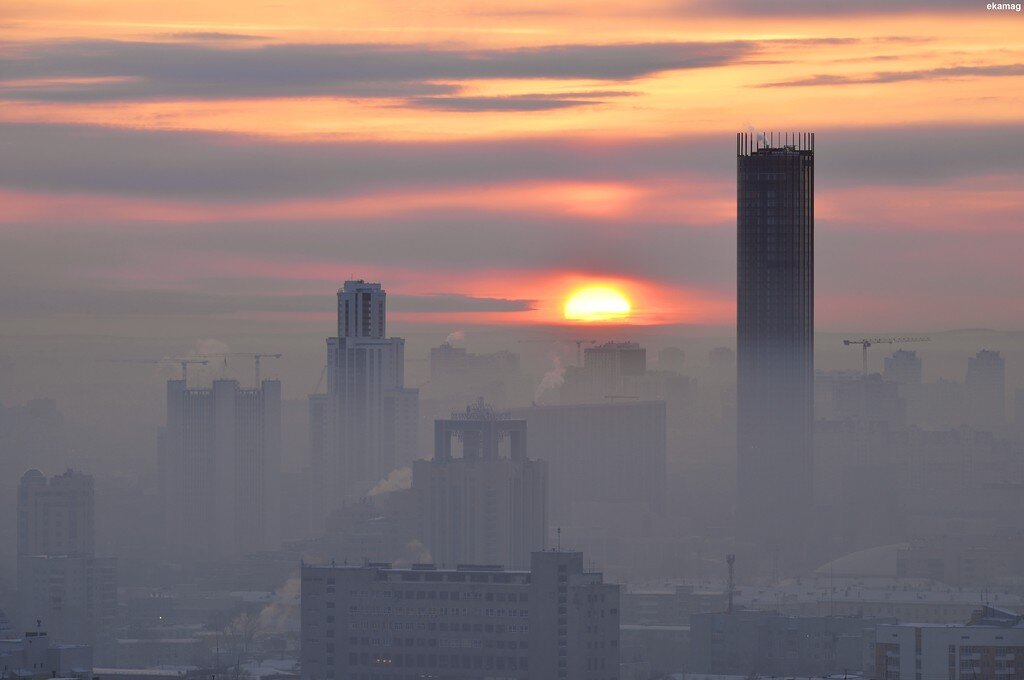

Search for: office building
xmin=300 ymin=550 xmax=619 ymax=680
xmin=158 ymin=378 xmax=282 ymax=559
xmin=413 ymin=402 xmax=547 ymax=569
xmin=311 ymin=281 xmax=419 ymax=521
xmin=875 ymin=606 xmax=1024 ymax=680
xmin=735 ymin=132 xmax=815 ymax=560
xmin=966 ymin=349 xmax=1006 ymax=433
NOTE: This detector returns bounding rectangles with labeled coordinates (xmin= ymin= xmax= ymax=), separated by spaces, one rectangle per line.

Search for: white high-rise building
xmin=158 ymin=378 xmax=281 ymax=559
xmin=310 ymin=280 xmax=419 ymax=524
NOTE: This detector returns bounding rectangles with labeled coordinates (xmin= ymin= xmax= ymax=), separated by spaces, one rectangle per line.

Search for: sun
xmin=563 ymin=286 xmax=632 ymax=322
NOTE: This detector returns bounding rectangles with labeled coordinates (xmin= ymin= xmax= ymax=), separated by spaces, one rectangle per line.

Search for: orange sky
xmin=1 ymin=0 xmax=1022 ymax=331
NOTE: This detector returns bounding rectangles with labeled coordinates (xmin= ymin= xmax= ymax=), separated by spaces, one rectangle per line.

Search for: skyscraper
xmin=158 ymin=378 xmax=282 ymax=559
xmin=311 ymin=280 xmax=419 ymax=524
xmin=736 ymin=132 xmax=815 ymax=561
xmin=413 ymin=401 xmax=547 ymax=569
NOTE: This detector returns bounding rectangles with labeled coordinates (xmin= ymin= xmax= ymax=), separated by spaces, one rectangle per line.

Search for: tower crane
xmin=842 ymin=336 xmax=929 ymax=375
xmin=199 ymin=352 xmax=283 ymax=387
xmin=97 ymin=356 xmax=209 ymax=383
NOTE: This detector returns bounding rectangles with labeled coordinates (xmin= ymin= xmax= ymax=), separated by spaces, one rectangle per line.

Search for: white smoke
xmin=444 ymin=330 xmax=466 ymax=345
xmin=534 ymin=356 xmax=565 ymax=403
xmin=368 ymin=466 xmax=412 ymax=497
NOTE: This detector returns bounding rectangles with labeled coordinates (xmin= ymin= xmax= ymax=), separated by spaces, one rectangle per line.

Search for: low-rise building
xmin=300 ymin=550 xmax=619 ymax=680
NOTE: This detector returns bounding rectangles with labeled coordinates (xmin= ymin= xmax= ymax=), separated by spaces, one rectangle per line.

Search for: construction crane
xmin=842 ymin=336 xmax=930 ymax=375
xmin=97 ymin=356 xmax=209 ymax=383
xmin=198 ymin=352 xmax=283 ymax=387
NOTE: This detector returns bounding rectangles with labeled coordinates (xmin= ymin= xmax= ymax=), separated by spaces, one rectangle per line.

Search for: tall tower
xmin=311 ymin=280 xmax=419 ymax=525
xmin=736 ymin=132 xmax=815 ymax=563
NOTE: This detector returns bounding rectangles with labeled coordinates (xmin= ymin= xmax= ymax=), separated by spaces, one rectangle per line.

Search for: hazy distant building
xmin=584 ymin=341 xmax=646 ymax=381
xmin=966 ymin=349 xmax=1006 ymax=433
xmin=300 ymin=550 xmax=619 ymax=680
xmin=884 ymin=349 xmax=923 ymax=385
xmin=18 ymin=468 xmax=94 ymax=558
xmin=735 ymin=132 xmax=815 ymax=560
xmin=876 ymin=606 xmax=1024 ymax=680
xmin=413 ymin=402 xmax=547 ymax=569
xmin=510 ymin=401 xmax=666 ymax=528
xmin=158 ymin=378 xmax=282 ymax=559
xmin=16 ymin=470 xmax=115 ymax=660
xmin=690 ymin=609 xmax=887 ymax=678
xmin=310 ymin=281 xmax=419 ymax=521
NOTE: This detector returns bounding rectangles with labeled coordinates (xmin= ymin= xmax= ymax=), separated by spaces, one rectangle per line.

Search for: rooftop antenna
xmin=557 ymin=527 xmax=562 ymax=552
xmin=726 ymin=554 xmax=736 ymax=614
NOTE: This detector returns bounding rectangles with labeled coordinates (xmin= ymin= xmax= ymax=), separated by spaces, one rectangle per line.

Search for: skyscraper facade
xmin=158 ymin=378 xmax=282 ymax=559
xmin=736 ymin=132 xmax=815 ymax=560
xmin=311 ymin=280 xmax=419 ymax=524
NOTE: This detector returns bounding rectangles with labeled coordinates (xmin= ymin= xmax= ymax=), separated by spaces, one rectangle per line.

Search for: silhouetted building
xmin=310 ymin=281 xmax=419 ymax=521
xmin=414 ymin=402 xmax=546 ymax=569
xmin=300 ymin=551 xmax=619 ymax=680
xmin=736 ymin=132 xmax=815 ymax=561
xmin=967 ymin=349 xmax=1006 ymax=434
xmin=158 ymin=378 xmax=282 ymax=559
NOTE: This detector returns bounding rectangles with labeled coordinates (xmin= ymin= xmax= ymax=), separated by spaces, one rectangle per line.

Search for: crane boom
xmin=842 ymin=336 xmax=930 ymax=375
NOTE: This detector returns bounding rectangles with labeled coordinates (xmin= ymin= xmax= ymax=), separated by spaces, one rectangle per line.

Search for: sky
xmin=2 ymin=0 xmax=1023 ymax=342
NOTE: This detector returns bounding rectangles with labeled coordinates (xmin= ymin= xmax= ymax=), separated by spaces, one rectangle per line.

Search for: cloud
xmin=761 ymin=63 xmax=1024 ymax=87
xmin=0 ymin=39 xmax=755 ymax=102
xmin=407 ymin=95 xmax=601 ymax=112
xmin=2 ymin=122 xmax=1022 ymax=203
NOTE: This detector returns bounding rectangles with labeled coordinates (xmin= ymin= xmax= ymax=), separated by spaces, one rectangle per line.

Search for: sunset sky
xmin=2 ymin=0 xmax=1023 ymax=336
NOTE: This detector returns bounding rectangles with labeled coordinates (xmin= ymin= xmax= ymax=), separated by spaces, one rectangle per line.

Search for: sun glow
xmin=563 ymin=286 xmax=632 ymax=322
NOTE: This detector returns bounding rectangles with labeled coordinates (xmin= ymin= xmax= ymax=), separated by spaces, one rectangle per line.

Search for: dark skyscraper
xmin=736 ymin=132 xmax=815 ymax=562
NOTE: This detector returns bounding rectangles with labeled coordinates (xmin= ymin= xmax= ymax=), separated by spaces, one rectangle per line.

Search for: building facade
xmin=413 ymin=403 xmax=547 ymax=570
xmin=736 ymin=131 xmax=815 ymax=562
xmin=158 ymin=378 xmax=282 ymax=559
xmin=875 ymin=606 xmax=1024 ymax=680
xmin=300 ymin=550 xmax=619 ymax=680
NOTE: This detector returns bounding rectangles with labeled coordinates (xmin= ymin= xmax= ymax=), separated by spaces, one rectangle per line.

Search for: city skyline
xmin=2 ymin=2 xmax=1023 ymax=342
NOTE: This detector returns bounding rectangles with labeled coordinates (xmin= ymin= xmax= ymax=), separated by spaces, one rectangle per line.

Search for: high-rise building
xmin=17 ymin=468 xmax=94 ymax=558
xmin=884 ymin=349 xmax=923 ymax=385
xmin=966 ymin=349 xmax=1006 ymax=433
xmin=310 ymin=281 xmax=419 ymax=523
xmin=158 ymin=378 xmax=282 ymax=559
xmin=583 ymin=341 xmax=646 ymax=381
xmin=16 ymin=470 xmax=115 ymax=661
xmin=300 ymin=550 xmax=619 ymax=680
xmin=736 ymin=132 xmax=815 ymax=560
xmin=413 ymin=402 xmax=547 ymax=569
